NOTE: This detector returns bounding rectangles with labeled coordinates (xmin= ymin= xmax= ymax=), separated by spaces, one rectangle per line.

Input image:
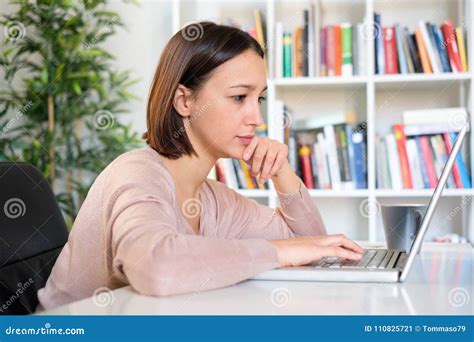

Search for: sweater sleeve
xmin=212 ymin=178 xmax=327 ymax=240
xmin=108 ymin=182 xmax=279 ymax=297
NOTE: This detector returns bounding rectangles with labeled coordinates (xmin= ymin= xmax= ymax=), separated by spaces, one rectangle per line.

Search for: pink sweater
xmin=36 ymin=147 xmax=325 ymax=311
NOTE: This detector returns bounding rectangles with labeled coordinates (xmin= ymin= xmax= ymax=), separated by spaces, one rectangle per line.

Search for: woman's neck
xmin=160 ymin=152 xmax=216 ymax=198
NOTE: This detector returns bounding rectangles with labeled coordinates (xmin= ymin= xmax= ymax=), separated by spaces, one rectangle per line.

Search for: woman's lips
xmin=238 ymin=136 xmax=254 ymax=145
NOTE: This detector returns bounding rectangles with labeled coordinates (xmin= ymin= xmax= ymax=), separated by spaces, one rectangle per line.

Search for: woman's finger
xmin=266 ymin=148 xmax=287 ymax=181
xmin=322 ymin=246 xmax=362 ymax=261
xmin=259 ymin=149 xmax=277 ymax=182
xmin=333 ymin=236 xmax=365 ymax=254
xmin=242 ymin=136 xmax=259 ymax=161
xmin=250 ymin=142 xmax=268 ymax=176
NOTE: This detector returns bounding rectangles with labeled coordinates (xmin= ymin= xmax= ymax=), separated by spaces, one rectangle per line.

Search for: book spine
xmin=441 ymin=20 xmax=462 ymax=72
xmin=383 ymin=27 xmax=399 ymax=74
xmin=435 ymin=134 xmax=456 ymax=188
xmin=419 ymin=21 xmax=440 ymax=73
xmin=310 ymin=144 xmax=319 ymax=188
xmin=385 ymin=134 xmax=403 ymax=190
xmin=443 ymin=132 xmax=462 ymax=188
xmin=320 ymin=27 xmax=327 ymax=76
xmin=374 ymin=12 xmax=384 ymax=74
xmin=324 ymin=125 xmax=341 ymax=190
xmin=393 ymin=124 xmax=413 ymax=188
xmin=449 ymin=132 xmax=471 ymax=188
xmin=299 ymin=145 xmax=314 ymax=189
xmin=357 ymin=23 xmax=367 ymax=76
xmin=415 ymin=29 xmax=433 ymax=73
xmin=395 ymin=23 xmax=408 ymax=74
xmin=426 ymin=22 xmax=443 ymax=72
xmin=432 ymin=24 xmax=452 ymax=72
xmin=408 ymin=31 xmax=423 ymax=73
xmin=415 ymin=136 xmax=431 ymax=188
xmin=455 ymin=27 xmax=468 ymax=72
xmin=326 ymin=26 xmax=335 ymax=76
xmin=294 ymin=27 xmax=303 ymax=77
xmin=402 ymin=27 xmax=415 ymax=73
xmin=283 ymin=33 xmax=293 ymax=77
xmin=334 ymin=25 xmax=342 ymax=76
xmin=303 ymin=10 xmax=309 ymax=77
xmin=341 ymin=23 xmax=353 ymax=76
xmin=405 ymin=139 xmax=424 ymax=189
xmin=419 ymin=136 xmax=438 ymax=188
xmin=352 ymin=130 xmax=365 ymax=188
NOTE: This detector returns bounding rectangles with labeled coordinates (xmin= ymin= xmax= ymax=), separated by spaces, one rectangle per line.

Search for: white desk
xmin=37 ymin=242 xmax=473 ymax=315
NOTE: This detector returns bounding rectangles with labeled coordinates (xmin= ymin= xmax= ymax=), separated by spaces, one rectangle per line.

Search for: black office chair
xmin=0 ymin=161 xmax=68 ymax=315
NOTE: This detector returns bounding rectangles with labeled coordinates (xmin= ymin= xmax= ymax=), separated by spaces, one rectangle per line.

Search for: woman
xmin=37 ymin=22 xmax=363 ymax=310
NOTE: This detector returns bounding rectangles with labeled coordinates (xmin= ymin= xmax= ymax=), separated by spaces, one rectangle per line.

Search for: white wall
xmin=103 ymin=0 xmax=174 ymax=136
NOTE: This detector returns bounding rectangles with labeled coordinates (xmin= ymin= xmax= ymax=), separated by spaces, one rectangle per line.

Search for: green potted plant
xmin=0 ymin=0 xmax=142 ymax=226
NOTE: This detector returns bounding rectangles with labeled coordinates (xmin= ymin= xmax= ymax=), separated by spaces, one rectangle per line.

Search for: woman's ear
xmin=173 ymin=84 xmax=194 ymax=118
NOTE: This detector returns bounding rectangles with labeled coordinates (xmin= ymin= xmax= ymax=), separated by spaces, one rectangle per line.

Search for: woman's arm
xmin=235 ymin=136 xmax=326 ymax=239
xmin=211 ymin=174 xmax=326 ymax=241
xmin=109 ymin=183 xmax=279 ymax=297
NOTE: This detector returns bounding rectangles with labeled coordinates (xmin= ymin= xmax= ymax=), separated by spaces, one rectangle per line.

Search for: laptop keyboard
xmin=311 ymin=249 xmax=402 ymax=269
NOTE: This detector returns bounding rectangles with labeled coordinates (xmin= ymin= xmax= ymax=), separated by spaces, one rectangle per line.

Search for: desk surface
xmin=37 ymin=242 xmax=473 ymax=315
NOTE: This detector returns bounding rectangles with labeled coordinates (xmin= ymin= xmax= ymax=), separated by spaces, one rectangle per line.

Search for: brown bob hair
xmin=143 ymin=21 xmax=264 ymax=159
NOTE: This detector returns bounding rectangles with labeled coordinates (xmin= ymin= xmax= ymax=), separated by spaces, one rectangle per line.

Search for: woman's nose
xmin=246 ymin=106 xmax=264 ymax=127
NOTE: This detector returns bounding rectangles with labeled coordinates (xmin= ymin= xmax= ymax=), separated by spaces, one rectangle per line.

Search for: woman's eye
xmin=258 ymin=96 xmax=266 ymax=104
xmin=232 ymin=95 xmax=246 ymax=103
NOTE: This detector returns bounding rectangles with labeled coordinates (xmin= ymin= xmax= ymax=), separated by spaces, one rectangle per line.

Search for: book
xmin=341 ymin=23 xmax=353 ymax=76
xmin=393 ymin=124 xmax=413 ymax=188
xmin=385 ymin=134 xmax=403 ymax=190
xmin=374 ymin=12 xmax=385 ymax=74
xmin=441 ymin=20 xmax=462 ymax=72
xmin=383 ymin=27 xmax=399 ymax=74
xmin=395 ymin=23 xmax=408 ymax=74
xmin=283 ymin=32 xmax=292 ymax=77
xmin=455 ymin=27 xmax=468 ymax=72
xmin=415 ymin=28 xmax=433 ymax=73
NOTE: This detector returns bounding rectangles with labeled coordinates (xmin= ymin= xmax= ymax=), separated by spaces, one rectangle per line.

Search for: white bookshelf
xmin=169 ymin=0 xmax=473 ymax=243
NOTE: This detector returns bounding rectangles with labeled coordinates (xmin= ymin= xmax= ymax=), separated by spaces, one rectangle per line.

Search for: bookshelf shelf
xmin=374 ymin=189 xmax=474 ymax=198
xmin=308 ymin=189 xmax=370 ymax=197
xmin=273 ymin=76 xmax=367 ymax=87
xmin=373 ymin=72 xmax=471 ymax=84
xmin=171 ymin=0 xmax=474 ymax=243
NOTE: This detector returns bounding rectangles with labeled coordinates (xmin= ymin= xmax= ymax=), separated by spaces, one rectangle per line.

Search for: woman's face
xmin=186 ymin=49 xmax=267 ymax=160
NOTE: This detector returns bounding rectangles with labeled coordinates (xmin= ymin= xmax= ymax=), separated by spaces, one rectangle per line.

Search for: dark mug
xmin=381 ymin=204 xmax=427 ymax=253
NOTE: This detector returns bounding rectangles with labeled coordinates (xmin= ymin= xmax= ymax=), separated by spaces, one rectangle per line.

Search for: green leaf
xmin=72 ymin=80 xmax=82 ymax=95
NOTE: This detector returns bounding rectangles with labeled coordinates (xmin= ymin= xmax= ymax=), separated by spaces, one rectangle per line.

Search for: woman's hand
xmin=242 ymin=136 xmax=288 ymax=184
xmin=269 ymin=234 xmax=365 ymax=267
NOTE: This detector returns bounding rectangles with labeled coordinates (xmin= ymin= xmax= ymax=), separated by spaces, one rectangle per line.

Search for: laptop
xmin=253 ymin=123 xmax=469 ymax=283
